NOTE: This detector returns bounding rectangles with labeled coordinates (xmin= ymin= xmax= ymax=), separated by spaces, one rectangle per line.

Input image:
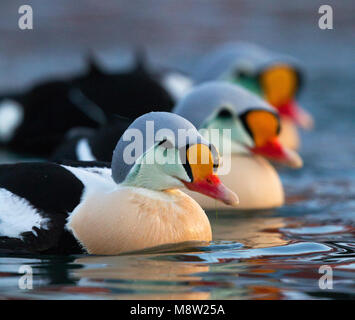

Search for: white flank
xmin=62 ymin=165 xmax=116 ymax=200
xmin=62 ymin=165 xmax=116 ymax=234
xmin=76 ymin=138 xmax=96 ymax=161
xmin=0 ymin=99 xmax=24 ymax=142
xmin=162 ymin=73 xmax=193 ymax=101
xmin=0 ymin=188 xmax=49 ymax=238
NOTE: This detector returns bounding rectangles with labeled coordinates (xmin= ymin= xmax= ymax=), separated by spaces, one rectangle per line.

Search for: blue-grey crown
xmin=173 ymin=81 xmax=276 ymax=130
xmin=193 ymin=42 xmax=302 ymax=84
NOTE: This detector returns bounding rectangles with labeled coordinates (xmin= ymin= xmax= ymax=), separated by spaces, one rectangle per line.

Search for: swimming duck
xmin=0 ymin=112 xmax=238 ymax=255
xmin=50 ymin=119 xmax=131 ymax=162
xmin=193 ymin=43 xmax=314 ymax=150
xmin=0 ymin=55 xmax=175 ymax=156
xmin=50 ymin=58 xmax=193 ymax=162
xmin=173 ymin=82 xmax=303 ymax=210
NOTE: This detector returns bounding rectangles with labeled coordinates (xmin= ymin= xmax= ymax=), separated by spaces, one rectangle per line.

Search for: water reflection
xmin=0 ymin=221 xmax=354 ymax=299
xmin=73 ymin=255 xmax=211 ymax=299
xmin=208 ymin=211 xmax=289 ymax=248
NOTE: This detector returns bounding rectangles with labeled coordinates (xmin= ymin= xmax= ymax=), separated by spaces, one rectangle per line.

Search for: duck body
xmin=0 ymin=81 xmax=100 ymax=156
xmin=70 ymin=187 xmax=211 ymax=255
xmin=278 ymin=118 xmax=300 ymax=150
xmin=0 ymin=112 xmax=238 ymax=255
xmin=51 ymin=120 xmax=131 ymax=162
xmin=0 ymin=60 xmax=174 ymax=156
xmin=0 ymin=161 xmax=211 ymax=255
xmin=0 ymin=161 xmax=112 ymax=254
xmin=184 ymin=154 xmax=284 ymax=210
xmin=71 ymin=62 xmax=175 ymax=119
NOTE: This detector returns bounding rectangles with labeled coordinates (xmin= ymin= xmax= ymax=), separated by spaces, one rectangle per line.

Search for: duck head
xmin=193 ymin=43 xmax=313 ymax=130
xmin=173 ymin=82 xmax=303 ymax=168
xmin=111 ymin=112 xmax=239 ymax=206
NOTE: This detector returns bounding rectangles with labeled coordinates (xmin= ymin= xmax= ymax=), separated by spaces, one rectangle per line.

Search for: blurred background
xmin=0 ymin=0 xmax=353 ymax=88
xmin=0 ymin=0 xmax=354 ymax=300
xmin=1 ymin=0 xmax=353 ymax=171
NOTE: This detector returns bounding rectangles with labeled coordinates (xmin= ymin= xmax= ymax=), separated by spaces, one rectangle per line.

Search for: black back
xmin=72 ymin=62 xmax=175 ymax=119
xmin=0 ymin=59 xmax=174 ymax=156
xmin=0 ymin=162 xmax=91 ymax=254
xmin=3 ymin=80 xmax=100 ymax=156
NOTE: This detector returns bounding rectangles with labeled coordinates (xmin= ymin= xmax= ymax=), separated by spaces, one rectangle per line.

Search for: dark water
xmin=0 ymin=1 xmax=354 ymax=299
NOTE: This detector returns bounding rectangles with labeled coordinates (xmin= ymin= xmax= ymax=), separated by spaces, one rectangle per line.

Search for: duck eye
xmin=209 ymin=145 xmax=220 ymax=172
xmin=233 ymin=67 xmax=256 ymax=79
xmin=179 ymin=145 xmax=193 ymax=181
xmin=236 ymin=70 xmax=249 ymax=78
xmin=217 ymin=108 xmax=234 ymax=119
xmin=158 ymin=138 xmax=174 ymax=149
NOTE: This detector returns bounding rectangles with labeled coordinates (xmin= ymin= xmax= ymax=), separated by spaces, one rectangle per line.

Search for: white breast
xmin=67 ymin=187 xmax=212 ymax=255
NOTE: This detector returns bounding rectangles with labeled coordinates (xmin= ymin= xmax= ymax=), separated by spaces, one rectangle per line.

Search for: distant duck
xmin=174 ymin=82 xmax=303 ymax=210
xmin=51 ymin=119 xmax=131 ymax=162
xmin=193 ymin=43 xmax=314 ymax=150
xmin=71 ymin=55 xmax=177 ymax=118
xmin=0 ymin=112 xmax=238 ymax=255
xmin=0 ymin=55 xmax=175 ymax=156
xmin=50 ymin=65 xmax=193 ymax=162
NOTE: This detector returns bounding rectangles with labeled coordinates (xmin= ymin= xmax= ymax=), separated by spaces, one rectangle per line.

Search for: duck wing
xmin=0 ymin=161 xmax=110 ymax=254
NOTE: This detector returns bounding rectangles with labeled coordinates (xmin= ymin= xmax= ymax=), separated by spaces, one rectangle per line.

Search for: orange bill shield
xmin=242 ymin=110 xmax=303 ymax=168
xmin=182 ymin=144 xmax=239 ymax=206
xmin=260 ymin=64 xmax=313 ymax=130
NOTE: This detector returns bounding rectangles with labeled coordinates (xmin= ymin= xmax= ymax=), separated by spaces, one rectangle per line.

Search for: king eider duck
xmin=0 ymin=55 xmax=175 ymax=156
xmin=0 ymin=112 xmax=238 ymax=255
xmin=193 ymin=42 xmax=314 ymax=150
xmin=50 ymin=119 xmax=131 ymax=162
xmin=173 ymin=82 xmax=303 ymax=210
xmin=50 ymin=60 xmax=193 ymax=162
